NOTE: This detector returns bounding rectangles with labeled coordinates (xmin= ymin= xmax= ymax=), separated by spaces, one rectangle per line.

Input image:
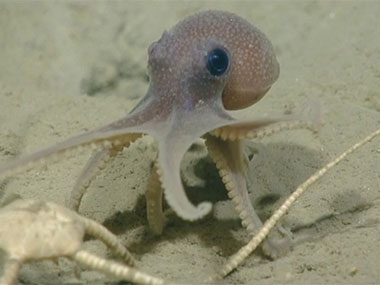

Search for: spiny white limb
xmin=0 ymin=258 xmax=21 ymax=285
xmin=208 ymin=127 xmax=380 ymax=281
xmin=72 ymin=250 xmax=165 ymax=285
xmin=78 ymin=215 xmax=135 ymax=266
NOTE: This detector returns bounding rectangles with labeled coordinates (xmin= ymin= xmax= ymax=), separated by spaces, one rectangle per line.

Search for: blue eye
xmin=206 ymin=48 xmax=229 ymax=76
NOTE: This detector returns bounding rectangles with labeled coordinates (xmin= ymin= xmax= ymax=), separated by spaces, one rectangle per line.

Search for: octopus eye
xmin=206 ymin=48 xmax=230 ymax=76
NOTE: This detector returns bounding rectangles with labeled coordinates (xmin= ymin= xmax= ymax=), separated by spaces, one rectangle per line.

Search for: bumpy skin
xmin=0 ymin=11 xmax=304 ymax=258
xmin=145 ymin=11 xmax=279 ymax=111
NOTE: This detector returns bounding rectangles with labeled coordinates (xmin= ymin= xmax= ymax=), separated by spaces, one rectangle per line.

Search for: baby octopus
xmin=0 ymin=11 xmax=315 ymax=257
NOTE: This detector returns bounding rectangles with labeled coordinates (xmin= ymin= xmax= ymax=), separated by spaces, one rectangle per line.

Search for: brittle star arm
xmin=78 ymin=214 xmax=136 ymax=266
xmin=72 ymin=250 xmax=164 ymax=285
xmin=0 ymin=250 xmax=164 ymax=285
xmin=208 ymin=126 xmax=380 ymax=281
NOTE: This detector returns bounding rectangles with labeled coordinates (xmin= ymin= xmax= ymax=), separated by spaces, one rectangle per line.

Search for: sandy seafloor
xmin=0 ymin=1 xmax=380 ymax=284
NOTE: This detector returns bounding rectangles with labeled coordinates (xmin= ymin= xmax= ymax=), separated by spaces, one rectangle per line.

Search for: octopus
xmin=0 ymin=10 xmax=315 ymax=258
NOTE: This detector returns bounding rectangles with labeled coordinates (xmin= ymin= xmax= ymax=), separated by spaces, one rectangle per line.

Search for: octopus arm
xmin=156 ymin=139 xmax=212 ymax=221
xmin=0 ymin=118 xmax=145 ymax=180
